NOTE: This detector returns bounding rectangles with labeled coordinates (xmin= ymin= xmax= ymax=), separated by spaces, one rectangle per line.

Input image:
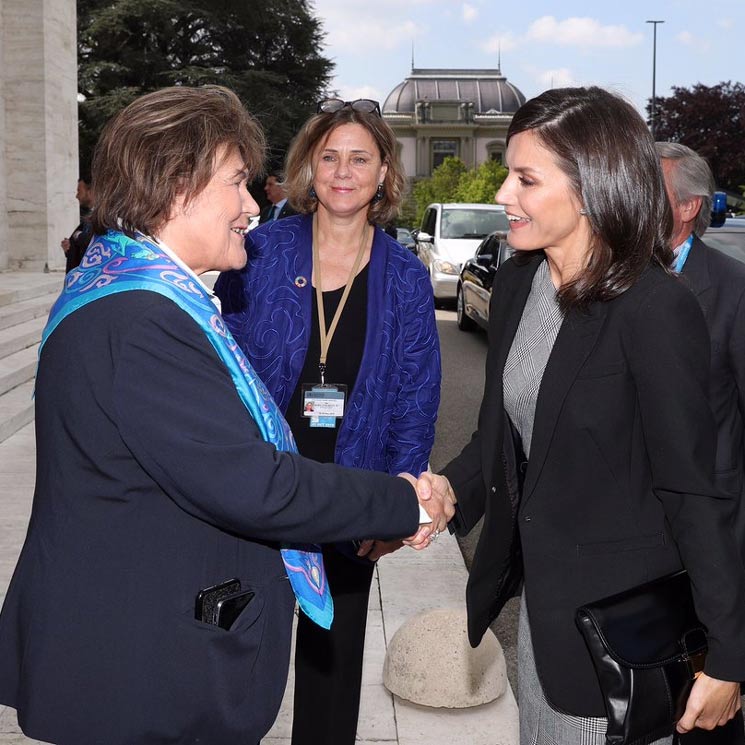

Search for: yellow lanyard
xmin=311 ymin=215 xmax=370 ymax=384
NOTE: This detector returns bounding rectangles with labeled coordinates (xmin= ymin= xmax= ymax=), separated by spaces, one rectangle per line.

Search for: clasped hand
xmin=398 ymin=472 xmax=456 ymax=550
xmin=677 ymin=673 xmax=742 ymax=733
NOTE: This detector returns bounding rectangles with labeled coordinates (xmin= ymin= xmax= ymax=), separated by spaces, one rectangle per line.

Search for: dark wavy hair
xmin=507 ymin=86 xmax=674 ymax=311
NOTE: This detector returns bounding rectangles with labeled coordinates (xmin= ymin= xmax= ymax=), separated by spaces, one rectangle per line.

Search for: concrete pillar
xmin=0 ymin=0 xmax=9 ymax=269
xmin=3 ymin=0 xmax=78 ymax=271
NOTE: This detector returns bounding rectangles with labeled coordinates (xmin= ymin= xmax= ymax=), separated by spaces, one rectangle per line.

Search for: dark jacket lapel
xmin=681 ymin=236 xmax=713 ymax=313
xmin=521 ymin=300 xmax=608 ymax=504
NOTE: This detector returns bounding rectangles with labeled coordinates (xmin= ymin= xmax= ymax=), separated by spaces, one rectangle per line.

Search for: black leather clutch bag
xmin=576 ymin=570 xmax=707 ymax=745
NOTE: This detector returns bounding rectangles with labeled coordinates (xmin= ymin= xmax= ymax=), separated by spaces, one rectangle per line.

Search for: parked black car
xmin=456 ymin=230 xmax=513 ymax=331
xmin=396 ymin=227 xmax=416 ymax=253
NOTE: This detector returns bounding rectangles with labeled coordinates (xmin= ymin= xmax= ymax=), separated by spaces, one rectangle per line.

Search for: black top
xmin=286 ymin=263 xmax=369 ymax=462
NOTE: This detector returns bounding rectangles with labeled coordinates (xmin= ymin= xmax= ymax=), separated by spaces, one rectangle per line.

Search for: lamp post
xmin=646 ymin=20 xmax=664 ymax=137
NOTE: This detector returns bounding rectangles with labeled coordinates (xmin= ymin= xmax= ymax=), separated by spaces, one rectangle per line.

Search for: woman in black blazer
xmin=420 ymin=87 xmax=745 ymax=744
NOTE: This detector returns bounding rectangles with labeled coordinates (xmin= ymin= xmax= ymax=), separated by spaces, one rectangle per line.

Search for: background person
xmin=0 ymin=85 xmax=451 ymax=745
xmin=418 ymin=87 xmax=745 ymax=745
xmin=60 ymin=174 xmax=94 ymax=272
xmin=657 ymin=141 xmax=745 ymax=745
xmin=259 ymin=170 xmax=298 ymax=223
xmin=215 ymin=97 xmax=441 ymax=745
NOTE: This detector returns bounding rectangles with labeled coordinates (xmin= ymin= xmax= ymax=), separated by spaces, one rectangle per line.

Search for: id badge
xmin=301 ymin=384 xmax=347 ymax=429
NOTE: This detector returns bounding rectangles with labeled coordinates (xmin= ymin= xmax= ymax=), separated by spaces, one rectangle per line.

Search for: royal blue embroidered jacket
xmin=215 ymin=214 xmax=441 ymax=476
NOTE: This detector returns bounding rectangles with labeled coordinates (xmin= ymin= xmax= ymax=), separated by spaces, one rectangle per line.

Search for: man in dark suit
xmin=60 ymin=175 xmax=94 ymax=272
xmin=657 ymin=142 xmax=745 ymax=744
xmin=259 ymin=171 xmax=297 ymax=223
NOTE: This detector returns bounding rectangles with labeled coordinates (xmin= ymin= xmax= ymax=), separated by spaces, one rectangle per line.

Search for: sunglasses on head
xmin=316 ymin=98 xmax=381 ymax=116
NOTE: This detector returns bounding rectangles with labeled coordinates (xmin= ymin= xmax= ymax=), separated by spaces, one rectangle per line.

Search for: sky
xmin=309 ymin=0 xmax=743 ymax=115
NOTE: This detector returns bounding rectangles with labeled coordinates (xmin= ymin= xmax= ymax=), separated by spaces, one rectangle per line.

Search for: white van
xmin=415 ymin=203 xmax=508 ymax=302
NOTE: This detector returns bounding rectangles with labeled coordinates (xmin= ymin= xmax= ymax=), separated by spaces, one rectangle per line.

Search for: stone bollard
xmin=383 ymin=607 xmax=507 ymax=708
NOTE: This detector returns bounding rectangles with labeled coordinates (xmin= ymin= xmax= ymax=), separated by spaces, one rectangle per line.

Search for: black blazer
xmin=0 ymin=292 xmax=418 ymax=745
xmin=681 ymin=237 xmax=745 ymax=537
xmin=443 ymin=253 xmax=745 ymax=716
xmin=259 ymin=200 xmax=298 ymax=224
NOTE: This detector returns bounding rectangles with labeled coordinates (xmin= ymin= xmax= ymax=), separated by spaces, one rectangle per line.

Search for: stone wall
xmin=0 ymin=0 xmax=8 ymax=269
xmin=2 ymin=0 xmax=78 ymax=271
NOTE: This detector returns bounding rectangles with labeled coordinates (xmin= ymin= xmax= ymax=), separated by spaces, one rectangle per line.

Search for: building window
xmin=486 ymin=141 xmax=504 ymax=164
xmin=432 ymin=140 xmax=459 ymax=170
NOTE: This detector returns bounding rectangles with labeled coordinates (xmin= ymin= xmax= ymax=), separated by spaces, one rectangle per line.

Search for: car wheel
xmin=456 ymin=285 xmax=477 ymax=331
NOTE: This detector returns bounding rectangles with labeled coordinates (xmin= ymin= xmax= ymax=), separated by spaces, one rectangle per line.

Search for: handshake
xmin=354 ymin=473 xmax=456 ymax=562
xmin=400 ymin=472 xmax=457 ymax=550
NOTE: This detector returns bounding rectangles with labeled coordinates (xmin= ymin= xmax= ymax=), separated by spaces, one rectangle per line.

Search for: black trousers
xmin=291 ymin=544 xmax=376 ymax=745
xmin=675 ymin=710 xmax=745 ymax=745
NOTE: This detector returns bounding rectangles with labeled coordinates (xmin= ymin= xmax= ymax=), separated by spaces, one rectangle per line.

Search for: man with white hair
xmin=657 ymin=141 xmax=745 ymax=745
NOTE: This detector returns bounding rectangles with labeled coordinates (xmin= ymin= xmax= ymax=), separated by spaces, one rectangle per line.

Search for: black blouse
xmin=286 ymin=264 xmax=369 ymax=463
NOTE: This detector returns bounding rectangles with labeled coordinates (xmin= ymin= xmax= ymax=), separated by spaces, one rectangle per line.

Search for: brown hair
xmin=91 ymin=85 xmax=266 ymax=237
xmin=507 ymin=86 xmax=674 ymax=312
xmin=284 ymin=107 xmax=405 ymax=225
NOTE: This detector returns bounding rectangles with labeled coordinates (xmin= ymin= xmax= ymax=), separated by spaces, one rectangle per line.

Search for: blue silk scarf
xmin=40 ymin=230 xmax=334 ymax=629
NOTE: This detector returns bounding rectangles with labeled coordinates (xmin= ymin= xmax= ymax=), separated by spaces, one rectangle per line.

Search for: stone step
xmin=0 ymin=274 xmax=61 ymax=308
xmin=0 ymin=379 xmax=35 ymax=444
xmin=0 ymin=294 xmax=55 ymax=332
xmin=0 ymin=346 xmax=38 ymax=398
xmin=0 ymin=316 xmax=45 ymax=361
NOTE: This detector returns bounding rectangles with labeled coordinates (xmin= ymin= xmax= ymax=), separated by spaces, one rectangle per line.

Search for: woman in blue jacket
xmin=215 ymin=98 xmax=441 ymax=745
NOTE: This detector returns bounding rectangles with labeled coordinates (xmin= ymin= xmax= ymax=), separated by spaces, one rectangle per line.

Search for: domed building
xmin=382 ymin=67 xmax=526 ymax=178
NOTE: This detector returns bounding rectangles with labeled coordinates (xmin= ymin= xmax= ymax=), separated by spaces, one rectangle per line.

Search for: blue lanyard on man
xmin=674 ymin=234 xmax=694 ymax=273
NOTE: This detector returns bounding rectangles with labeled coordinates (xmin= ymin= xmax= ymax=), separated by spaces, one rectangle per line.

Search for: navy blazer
xmin=258 ymin=200 xmax=298 ymax=224
xmin=0 ymin=291 xmax=418 ymax=745
xmin=681 ymin=237 xmax=745 ymax=556
xmin=443 ymin=253 xmax=745 ymax=716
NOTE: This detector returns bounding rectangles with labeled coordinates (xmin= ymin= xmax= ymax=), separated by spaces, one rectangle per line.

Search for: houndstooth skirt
xmin=518 ymin=594 xmax=673 ymax=745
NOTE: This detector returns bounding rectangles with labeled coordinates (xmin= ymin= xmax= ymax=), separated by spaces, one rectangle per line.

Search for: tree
xmin=412 ymin=157 xmax=467 ymax=225
xmin=77 ymin=0 xmax=333 ymax=172
xmin=455 ymin=159 xmax=508 ymax=204
xmin=651 ymin=81 xmax=745 ymax=193
xmin=411 ymin=157 xmax=507 ymax=226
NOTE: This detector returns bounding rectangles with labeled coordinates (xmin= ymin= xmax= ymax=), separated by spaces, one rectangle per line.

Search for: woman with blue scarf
xmin=0 ymin=86 xmax=453 ymax=745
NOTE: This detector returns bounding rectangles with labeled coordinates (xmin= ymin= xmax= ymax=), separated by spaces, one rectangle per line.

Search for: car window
xmin=441 ymin=209 xmax=508 ymax=239
xmin=497 ymin=241 xmax=515 ymax=265
xmin=703 ymin=231 xmax=745 ymax=264
xmin=423 ymin=209 xmax=437 ymax=235
xmin=476 ymin=236 xmax=497 ymax=258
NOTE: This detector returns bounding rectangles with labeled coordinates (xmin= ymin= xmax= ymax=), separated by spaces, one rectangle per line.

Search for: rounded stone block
xmin=383 ymin=607 xmax=507 ymax=708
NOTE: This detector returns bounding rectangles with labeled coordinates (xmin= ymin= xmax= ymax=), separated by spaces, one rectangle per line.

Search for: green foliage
xmin=411 ymin=157 xmax=507 ymax=226
xmin=455 ymin=159 xmax=508 ymax=204
xmin=76 ymin=0 xmax=333 ymax=173
xmin=412 ymin=157 xmax=467 ymax=225
xmin=651 ymin=81 xmax=745 ymax=193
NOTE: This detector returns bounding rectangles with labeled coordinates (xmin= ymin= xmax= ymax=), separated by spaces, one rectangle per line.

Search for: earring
xmin=579 ymin=208 xmax=589 ymax=216
xmin=309 ymin=186 xmax=317 ymax=200
xmin=372 ymin=183 xmax=384 ymax=203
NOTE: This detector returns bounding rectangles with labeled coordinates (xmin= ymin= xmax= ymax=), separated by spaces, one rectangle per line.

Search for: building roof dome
xmin=383 ymin=68 xmax=525 ymax=115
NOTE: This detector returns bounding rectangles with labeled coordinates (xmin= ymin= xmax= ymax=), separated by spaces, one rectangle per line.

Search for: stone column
xmin=0 ymin=0 xmax=9 ymax=269
xmin=3 ymin=0 xmax=78 ymax=271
